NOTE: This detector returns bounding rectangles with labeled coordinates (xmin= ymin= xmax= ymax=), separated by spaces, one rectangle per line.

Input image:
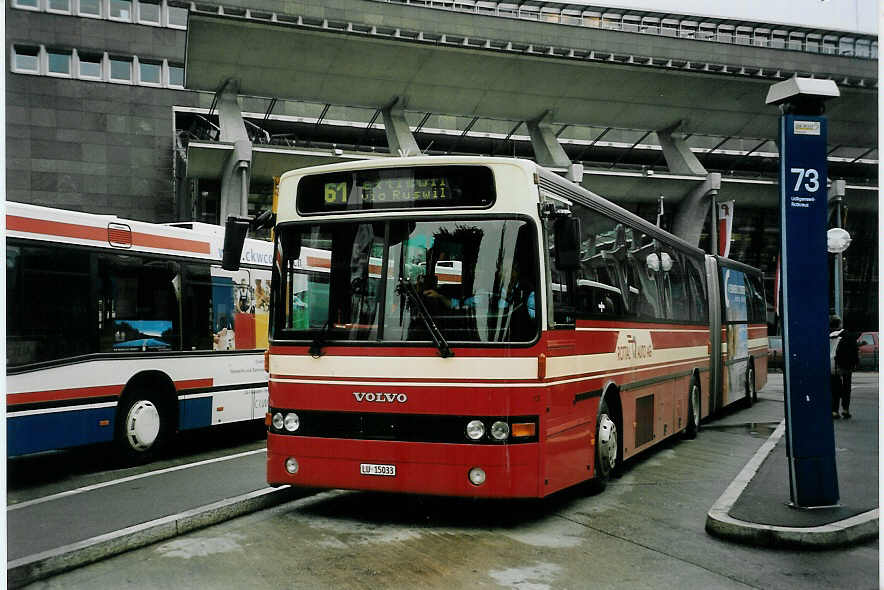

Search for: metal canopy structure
xmin=385 ymin=0 xmax=879 ymax=52
xmin=181 ymin=139 xmax=877 ymax=213
xmin=184 ymin=12 xmax=876 ymax=148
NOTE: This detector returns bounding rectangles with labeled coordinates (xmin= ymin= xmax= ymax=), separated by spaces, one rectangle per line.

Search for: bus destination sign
xmin=297 ymin=165 xmax=495 ymax=213
xmin=324 ymin=176 xmax=452 ymax=206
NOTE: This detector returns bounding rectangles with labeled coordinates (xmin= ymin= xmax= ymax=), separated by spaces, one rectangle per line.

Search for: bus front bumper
xmin=267 ymin=434 xmax=542 ymax=498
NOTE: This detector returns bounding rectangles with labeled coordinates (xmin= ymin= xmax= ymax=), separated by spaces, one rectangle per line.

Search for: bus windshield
xmin=273 ymin=218 xmax=538 ymax=344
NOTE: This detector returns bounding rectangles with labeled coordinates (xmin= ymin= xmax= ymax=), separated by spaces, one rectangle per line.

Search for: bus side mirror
xmin=222 ymin=216 xmax=251 ymax=271
xmin=554 ymin=216 xmax=581 ymax=270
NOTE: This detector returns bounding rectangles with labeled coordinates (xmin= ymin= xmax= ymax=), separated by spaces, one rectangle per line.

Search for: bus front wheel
xmin=116 ymin=391 xmax=169 ymax=462
xmin=589 ymin=398 xmax=618 ymax=493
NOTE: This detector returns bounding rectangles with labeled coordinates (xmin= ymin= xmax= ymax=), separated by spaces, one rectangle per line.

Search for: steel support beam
xmin=656 ymin=126 xmax=707 ymax=176
xmin=671 ymin=173 xmax=721 ymax=249
xmin=527 ymin=112 xmax=583 ymax=182
xmin=217 ymin=80 xmax=252 ymax=222
xmin=381 ymin=98 xmax=421 ymax=157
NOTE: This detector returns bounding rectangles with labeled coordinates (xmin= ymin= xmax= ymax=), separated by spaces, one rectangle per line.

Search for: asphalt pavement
xmin=706 ymin=371 xmax=879 ymax=547
xmin=6 ymin=372 xmax=878 ymax=587
xmin=6 ymin=448 xmax=304 ymax=588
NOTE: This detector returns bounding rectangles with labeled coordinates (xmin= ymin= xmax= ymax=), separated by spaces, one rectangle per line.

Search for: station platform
xmin=706 ymin=372 xmax=879 ymax=547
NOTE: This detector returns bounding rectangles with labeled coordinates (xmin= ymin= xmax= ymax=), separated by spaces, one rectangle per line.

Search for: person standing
xmin=830 ymin=316 xmax=859 ymax=419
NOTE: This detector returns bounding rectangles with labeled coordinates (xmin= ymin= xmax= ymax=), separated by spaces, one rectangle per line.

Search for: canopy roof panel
xmin=183 ymin=141 xmax=877 ymax=212
xmin=185 ymin=13 xmax=876 ymax=148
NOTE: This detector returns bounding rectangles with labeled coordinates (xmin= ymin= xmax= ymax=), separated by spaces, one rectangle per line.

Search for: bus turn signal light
xmin=512 ymin=423 xmax=536 ymax=438
xmin=264 ymin=350 xmax=270 ymax=373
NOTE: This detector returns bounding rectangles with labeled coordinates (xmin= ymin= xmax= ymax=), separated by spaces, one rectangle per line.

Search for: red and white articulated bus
xmin=253 ymin=156 xmax=767 ymax=498
xmin=6 ymin=202 xmax=272 ymax=461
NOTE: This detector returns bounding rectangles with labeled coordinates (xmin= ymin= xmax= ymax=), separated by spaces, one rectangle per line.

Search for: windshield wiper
xmin=309 ymin=321 xmax=330 ymax=358
xmin=396 ymin=279 xmax=454 ymax=358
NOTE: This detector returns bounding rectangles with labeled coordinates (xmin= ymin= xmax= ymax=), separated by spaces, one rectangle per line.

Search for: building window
xmin=110 ymin=56 xmax=132 ymax=81
xmin=78 ymin=52 xmax=103 ymax=78
xmin=47 ymin=0 xmax=72 ymax=12
xmin=12 ymin=44 xmax=190 ymax=89
xmin=139 ymin=60 xmax=162 ymax=84
xmin=168 ymin=63 xmax=184 ymax=87
xmin=138 ymin=0 xmax=161 ymax=24
xmin=47 ymin=49 xmax=72 ymax=75
xmin=13 ymin=46 xmax=41 ymax=73
xmin=78 ymin=0 xmax=101 ymax=16
xmin=13 ymin=0 xmax=39 ymax=10
xmin=109 ymin=0 xmax=132 ymax=21
xmin=168 ymin=3 xmax=187 ymax=27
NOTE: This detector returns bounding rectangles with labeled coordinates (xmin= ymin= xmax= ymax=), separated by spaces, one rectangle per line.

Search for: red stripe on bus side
xmin=545 ymin=357 xmax=709 ymax=384
xmin=8 ymin=216 xmax=211 ymax=255
xmin=269 ymin=329 xmax=706 ymax=360
xmin=8 ymin=216 xmax=107 ymax=243
xmin=576 ymin=320 xmax=703 ymax=331
xmin=748 ymin=325 xmax=768 ymax=338
xmin=131 ymin=231 xmax=211 ymax=255
xmin=7 ymin=384 xmax=125 ymax=407
xmin=650 ymin=331 xmax=709 ymax=349
xmin=174 ymin=378 xmax=215 ymax=390
xmin=306 ymin=256 xmax=330 ymax=268
xmin=8 ymin=378 xmax=215 ymax=408
xmin=268 ymin=345 xmax=544 ymax=358
xmin=571 ymin=331 xmax=619 ymax=355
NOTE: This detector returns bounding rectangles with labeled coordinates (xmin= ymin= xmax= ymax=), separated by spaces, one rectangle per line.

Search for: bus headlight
xmin=285 ymin=457 xmax=299 ymax=474
xmin=272 ymin=412 xmax=284 ymax=430
xmin=490 ymin=421 xmax=510 ymax=441
xmin=284 ymin=412 xmax=300 ymax=432
xmin=466 ymin=420 xmax=485 ymax=440
xmin=468 ymin=467 xmax=486 ymax=486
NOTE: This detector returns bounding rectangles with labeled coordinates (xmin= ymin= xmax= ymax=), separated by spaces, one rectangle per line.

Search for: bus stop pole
xmin=766 ymin=78 xmax=840 ymax=508
xmin=828 ymin=180 xmax=847 ymax=319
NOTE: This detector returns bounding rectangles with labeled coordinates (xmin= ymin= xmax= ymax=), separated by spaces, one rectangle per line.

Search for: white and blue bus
xmin=6 ymin=202 xmax=272 ymax=461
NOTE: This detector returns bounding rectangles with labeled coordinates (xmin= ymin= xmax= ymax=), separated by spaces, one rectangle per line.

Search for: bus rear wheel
xmin=116 ymin=392 xmax=169 ymax=462
xmin=684 ymin=378 xmax=700 ymax=439
xmin=589 ymin=399 xmax=618 ymax=493
xmin=745 ymin=363 xmax=757 ymax=406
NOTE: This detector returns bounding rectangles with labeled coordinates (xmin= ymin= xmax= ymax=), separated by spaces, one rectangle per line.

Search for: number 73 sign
xmin=778 ymin=113 xmax=839 ymax=507
xmin=788 ymin=167 xmax=821 ymax=208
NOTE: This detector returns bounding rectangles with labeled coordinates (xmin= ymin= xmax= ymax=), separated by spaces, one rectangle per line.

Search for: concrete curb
xmin=705 ymin=419 xmax=879 ymax=548
xmin=7 ymin=486 xmax=302 ymax=589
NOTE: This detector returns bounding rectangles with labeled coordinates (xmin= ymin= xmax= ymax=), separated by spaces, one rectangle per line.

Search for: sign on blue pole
xmin=779 ymin=113 xmax=839 ymax=507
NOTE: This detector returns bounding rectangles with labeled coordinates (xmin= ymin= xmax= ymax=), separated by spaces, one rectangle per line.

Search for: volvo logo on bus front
xmin=352 ymin=392 xmax=408 ymax=403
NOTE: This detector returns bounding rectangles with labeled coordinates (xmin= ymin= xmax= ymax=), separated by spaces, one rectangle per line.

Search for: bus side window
xmin=686 ymin=257 xmax=708 ymax=323
xmin=721 ymin=268 xmax=748 ymax=322
xmin=544 ymin=216 xmax=575 ymax=326
xmin=182 ymin=264 xmax=213 ymax=351
xmin=627 ymin=233 xmax=662 ymax=320
xmin=745 ymin=273 xmax=766 ymax=324
xmin=7 ymin=243 xmax=92 ymax=366
xmin=98 ymin=255 xmax=180 ymax=353
xmin=575 ymin=214 xmax=629 ymax=319
xmin=660 ymin=246 xmax=691 ymax=322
